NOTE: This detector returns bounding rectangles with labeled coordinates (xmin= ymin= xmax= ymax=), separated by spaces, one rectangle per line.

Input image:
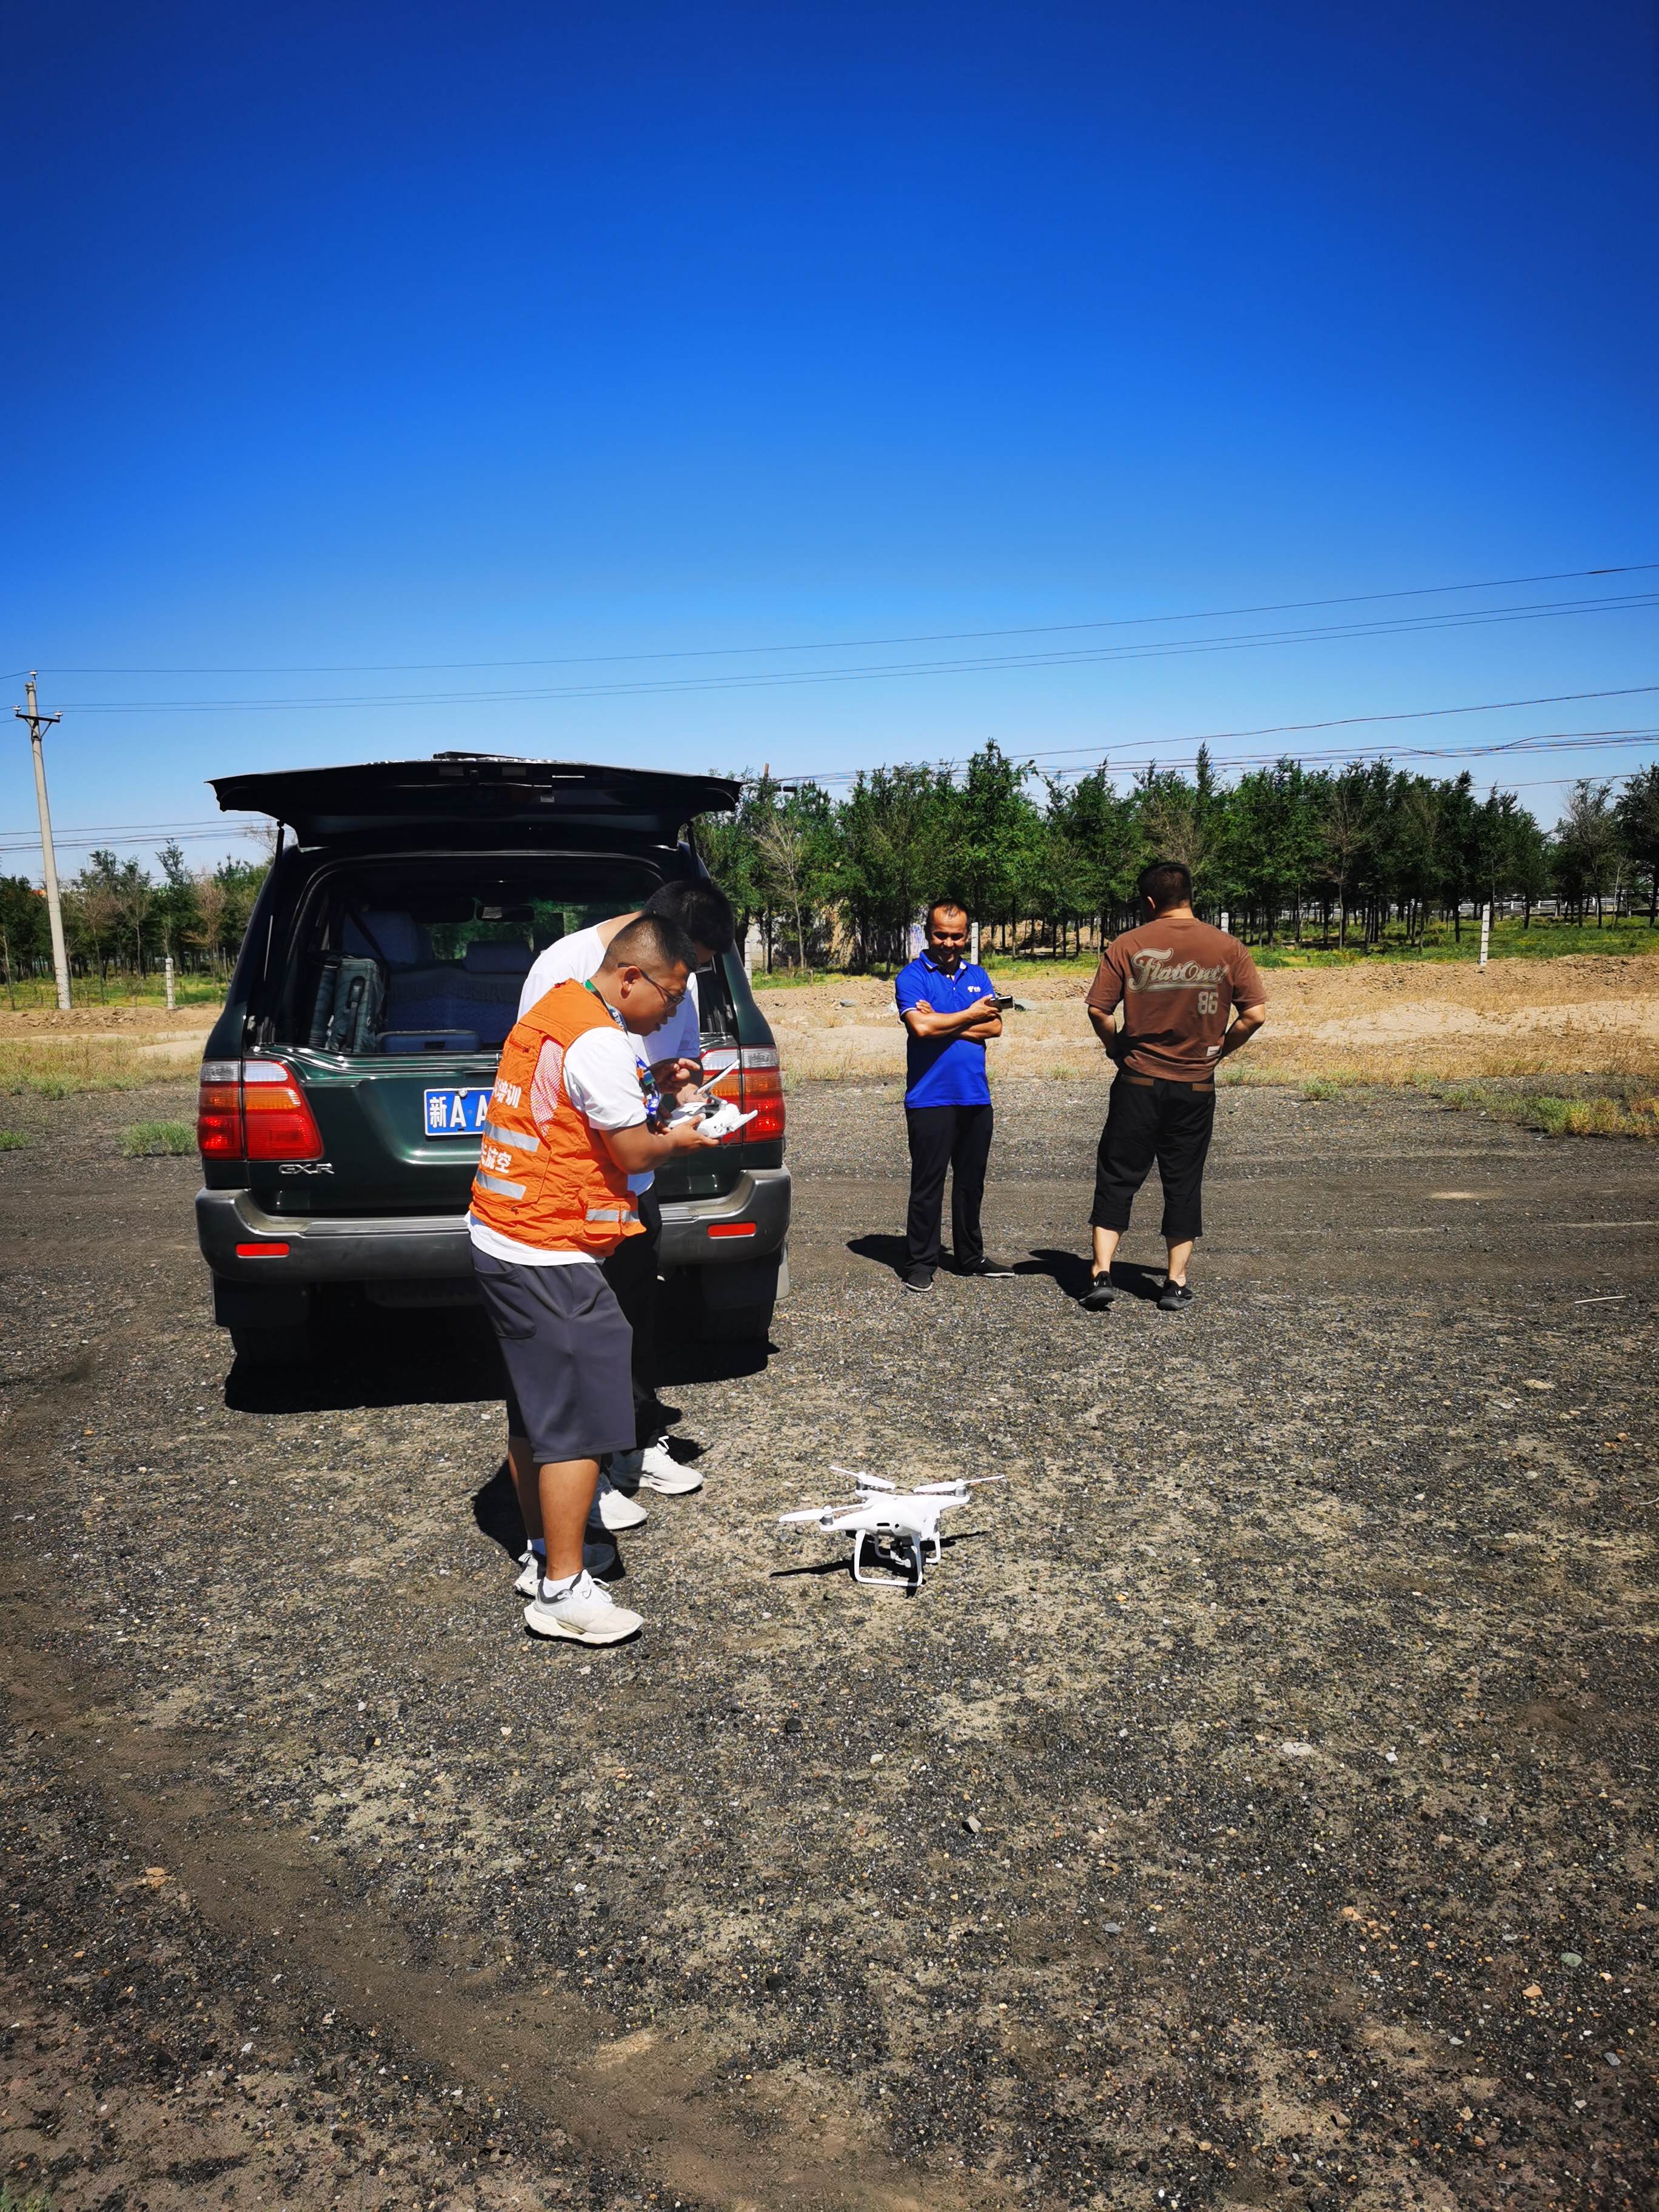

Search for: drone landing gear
xmin=851 ymin=1530 xmax=927 ymax=1592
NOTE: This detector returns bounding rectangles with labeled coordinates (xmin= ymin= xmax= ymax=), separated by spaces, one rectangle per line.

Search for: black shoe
xmin=1079 ymin=1272 xmax=1117 ymax=1311
xmin=1158 ymin=1278 xmax=1195 ymax=1314
xmin=957 ymin=1256 xmax=1016 ymax=1278
xmin=903 ymin=1264 xmax=936 ymax=1293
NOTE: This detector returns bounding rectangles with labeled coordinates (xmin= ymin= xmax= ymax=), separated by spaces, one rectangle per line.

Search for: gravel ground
xmin=2 ymin=1076 xmax=1655 ymax=2212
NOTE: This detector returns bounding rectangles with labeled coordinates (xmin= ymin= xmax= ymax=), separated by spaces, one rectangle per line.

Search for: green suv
xmin=194 ymin=754 xmax=789 ymax=1364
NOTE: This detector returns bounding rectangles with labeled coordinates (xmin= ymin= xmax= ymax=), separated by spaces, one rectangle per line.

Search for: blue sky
xmin=4 ymin=0 xmax=1657 ymax=868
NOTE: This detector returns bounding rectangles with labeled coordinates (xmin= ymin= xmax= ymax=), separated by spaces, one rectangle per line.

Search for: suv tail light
xmin=197 ymin=1057 xmax=326 ymax=1162
xmin=196 ymin=1060 xmax=243 ymax=1156
xmin=704 ymin=1045 xmax=785 ymax=1144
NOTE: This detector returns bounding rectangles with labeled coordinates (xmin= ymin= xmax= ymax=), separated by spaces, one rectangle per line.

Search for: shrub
xmin=120 ymin=1119 xmax=196 ymax=1157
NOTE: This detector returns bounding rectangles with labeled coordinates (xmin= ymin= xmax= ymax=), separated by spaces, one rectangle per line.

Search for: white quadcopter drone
xmin=666 ymin=1068 xmax=757 ymax=1142
xmin=777 ymin=1466 xmax=1004 ymax=1592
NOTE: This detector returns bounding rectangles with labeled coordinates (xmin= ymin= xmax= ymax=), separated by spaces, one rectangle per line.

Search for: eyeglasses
xmin=637 ymin=970 xmax=689 ymax=1013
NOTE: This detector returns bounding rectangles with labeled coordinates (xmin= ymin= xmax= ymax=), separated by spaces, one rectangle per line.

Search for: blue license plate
xmin=423 ymin=1086 xmax=491 ymax=1138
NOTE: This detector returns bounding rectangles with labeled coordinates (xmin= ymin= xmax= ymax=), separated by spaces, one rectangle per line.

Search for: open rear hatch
xmin=211 ymin=754 xmax=740 ymax=845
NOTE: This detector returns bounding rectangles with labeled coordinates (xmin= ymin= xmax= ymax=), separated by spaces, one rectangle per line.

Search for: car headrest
xmin=343 ymin=910 xmax=432 ymax=966
xmin=463 ymin=939 xmax=532 ymax=974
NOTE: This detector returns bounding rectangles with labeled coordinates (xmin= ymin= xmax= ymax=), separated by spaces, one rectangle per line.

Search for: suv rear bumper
xmin=195 ymin=1166 xmax=791 ymax=1284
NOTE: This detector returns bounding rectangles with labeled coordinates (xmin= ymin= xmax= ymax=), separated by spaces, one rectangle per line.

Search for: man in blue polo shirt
xmin=894 ymin=900 xmax=1011 ymax=1292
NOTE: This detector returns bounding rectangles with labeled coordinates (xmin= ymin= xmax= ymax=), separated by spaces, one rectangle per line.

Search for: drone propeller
xmin=777 ymin=1506 xmax=836 ymax=1527
xmin=831 ymin=1464 xmax=896 ymax=1491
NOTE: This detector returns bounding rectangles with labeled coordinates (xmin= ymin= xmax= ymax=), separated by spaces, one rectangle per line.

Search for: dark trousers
xmin=905 ymin=1103 xmax=994 ymax=1272
xmin=1091 ymin=1077 xmax=1216 ymax=1244
xmin=600 ymin=1184 xmax=662 ymax=1447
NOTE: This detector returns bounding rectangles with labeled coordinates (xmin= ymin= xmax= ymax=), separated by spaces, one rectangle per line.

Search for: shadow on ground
xmin=224 ymin=1305 xmax=507 ymax=1415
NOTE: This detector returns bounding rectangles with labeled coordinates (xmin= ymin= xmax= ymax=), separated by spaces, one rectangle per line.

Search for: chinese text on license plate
xmin=424 ymin=1087 xmax=491 ymax=1137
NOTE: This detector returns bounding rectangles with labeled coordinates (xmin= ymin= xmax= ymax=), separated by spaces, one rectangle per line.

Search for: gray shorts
xmin=472 ymin=1248 xmax=637 ymax=1465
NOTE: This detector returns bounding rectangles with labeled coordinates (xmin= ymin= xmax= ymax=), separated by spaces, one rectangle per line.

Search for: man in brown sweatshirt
xmin=1081 ymin=861 xmax=1265 ymax=1314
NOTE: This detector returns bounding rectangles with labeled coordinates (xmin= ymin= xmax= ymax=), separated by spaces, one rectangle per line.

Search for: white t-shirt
xmin=519 ymin=925 xmax=702 ymax=1069
xmin=518 ymin=923 xmax=703 ymax=1196
xmin=466 ymin=1024 xmax=647 ymax=1269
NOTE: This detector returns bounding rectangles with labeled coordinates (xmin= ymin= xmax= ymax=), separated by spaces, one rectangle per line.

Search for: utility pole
xmin=15 ymin=673 xmax=71 ymax=1010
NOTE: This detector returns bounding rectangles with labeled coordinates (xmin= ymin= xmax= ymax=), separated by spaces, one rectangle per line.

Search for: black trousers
xmin=1091 ymin=1076 xmax=1216 ymax=1244
xmin=600 ymin=1184 xmax=662 ymax=1447
xmin=905 ymin=1103 xmax=994 ymax=1272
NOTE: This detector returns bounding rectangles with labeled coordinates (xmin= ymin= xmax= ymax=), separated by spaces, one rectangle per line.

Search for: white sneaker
xmin=516 ymin=1538 xmax=617 ymax=1595
xmin=523 ymin=1569 xmax=643 ymax=1646
xmin=612 ymin=1443 xmax=703 ymax=1496
xmin=638 ymin=1442 xmax=703 ymax=1495
xmin=594 ymin=1472 xmax=648 ymax=1532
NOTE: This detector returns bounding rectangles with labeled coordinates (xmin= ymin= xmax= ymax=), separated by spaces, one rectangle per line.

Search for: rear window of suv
xmin=273 ymin=856 xmax=725 ymax=1059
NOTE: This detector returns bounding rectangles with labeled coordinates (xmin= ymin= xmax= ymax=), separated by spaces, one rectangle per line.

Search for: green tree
xmin=942 ymin=743 xmax=1042 ymax=947
xmin=1614 ymin=764 xmax=1659 ymax=925
xmin=1136 ymin=746 xmax=1226 ymax=900
xmin=836 ymin=763 xmax=951 ymax=967
xmin=696 ymin=771 xmax=776 ymax=948
xmin=1318 ymin=762 xmax=1382 ymax=948
xmin=753 ymin=783 xmax=837 ymax=970
xmin=1222 ymin=760 xmax=1324 ymax=942
xmin=1048 ymin=767 xmax=1144 ymax=940
xmin=153 ymin=839 xmax=201 ymax=965
xmin=0 ymin=875 xmax=50 ymax=1004
xmin=189 ymin=855 xmax=269 ymax=973
xmin=1555 ymin=779 xmax=1621 ymax=926
xmin=1506 ymin=808 xmax=1553 ymax=928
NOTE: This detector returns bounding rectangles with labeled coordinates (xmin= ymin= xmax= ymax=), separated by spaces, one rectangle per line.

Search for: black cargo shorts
xmin=472 ymin=1247 xmax=637 ymax=1465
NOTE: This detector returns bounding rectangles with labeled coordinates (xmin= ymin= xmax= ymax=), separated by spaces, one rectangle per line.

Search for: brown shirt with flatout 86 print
xmin=1085 ymin=915 xmax=1265 ymax=1083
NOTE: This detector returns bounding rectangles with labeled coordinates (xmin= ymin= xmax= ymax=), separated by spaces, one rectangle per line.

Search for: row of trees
xmin=699 ymin=749 xmax=1659 ymax=967
xmin=2 ymin=754 xmax=1654 ymax=988
xmin=0 ymin=843 xmax=270 ymax=994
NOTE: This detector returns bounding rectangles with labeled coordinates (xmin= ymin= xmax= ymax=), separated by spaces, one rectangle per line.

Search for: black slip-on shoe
xmin=1079 ymin=1272 xmax=1117 ymax=1312
xmin=1158 ymin=1279 xmax=1195 ymax=1314
xmin=903 ymin=1264 xmax=936 ymax=1293
xmin=957 ymin=1256 xmax=1017 ymax=1278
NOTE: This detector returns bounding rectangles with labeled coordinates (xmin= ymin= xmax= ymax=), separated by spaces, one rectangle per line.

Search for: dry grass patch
xmin=1425 ymin=1078 xmax=1659 ymax=1141
xmin=119 ymin=1118 xmax=196 ymax=1157
xmin=0 ymin=1037 xmax=204 ymax=1098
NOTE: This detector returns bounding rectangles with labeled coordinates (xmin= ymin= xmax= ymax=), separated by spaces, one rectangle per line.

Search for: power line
xmin=26 ymin=559 xmax=1659 ymax=674
xmin=785 ymin=726 xmax=1657 ymax=790
xmin=1039 ymin=726 xmax=1657 ymax=783
xmin=0 ymin=822 xmax=269 ymax=858
xmin=38 ymin=589 xmax=1659 ymax=712
xmin=783 ymin=684 xmax=1659 ymax=783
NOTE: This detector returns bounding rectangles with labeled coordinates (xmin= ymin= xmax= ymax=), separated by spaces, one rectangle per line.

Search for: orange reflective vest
xmin=468 ymin=980 xmax=646 ymax=1258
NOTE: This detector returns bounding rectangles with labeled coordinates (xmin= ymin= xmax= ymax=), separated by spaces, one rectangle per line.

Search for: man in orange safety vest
xmin=469 ymin=913 xmax=720 ymax=1647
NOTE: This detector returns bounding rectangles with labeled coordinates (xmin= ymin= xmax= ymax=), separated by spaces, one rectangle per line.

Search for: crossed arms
xmin=902 ymin=996 xmax=1003 ymax=1044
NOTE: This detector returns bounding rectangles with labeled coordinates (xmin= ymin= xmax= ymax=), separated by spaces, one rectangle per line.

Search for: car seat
xmin=341 ymin=909 xmax=485 ymax=1046
xmin=456 ymin=939 xmax=532 ymax=1045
